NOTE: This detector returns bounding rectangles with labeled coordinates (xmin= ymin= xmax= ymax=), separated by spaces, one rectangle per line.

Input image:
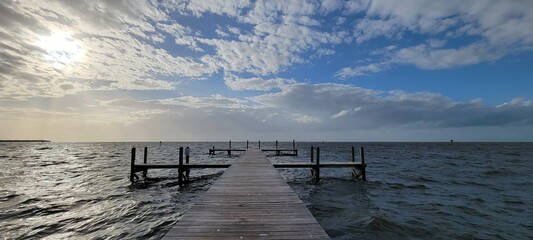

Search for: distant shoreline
xmin=0 ymin=140 xmax=51 ymax=142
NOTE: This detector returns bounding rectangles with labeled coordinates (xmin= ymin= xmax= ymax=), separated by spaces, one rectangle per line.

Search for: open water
xmin=1 ymin=142 xmax=532 ymax=239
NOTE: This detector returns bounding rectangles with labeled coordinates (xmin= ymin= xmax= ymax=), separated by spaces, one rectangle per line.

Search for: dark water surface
xmin=1 ymin=142 xmax=532 ymax=239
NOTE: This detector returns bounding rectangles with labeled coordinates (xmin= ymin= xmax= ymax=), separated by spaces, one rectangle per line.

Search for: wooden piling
xmin=292 ymin=139 xmax=295 ymax=149
xmin=185 ymin=147 xmax=190 ymax=183
xmin=178 ymin=147 xmax=184 ymax=187
xmin=130 ymin=147 xmax=136 ymax=183
xmin=315 ymin=147 xmax=320 ymax=182
xmin=310 ymin=146 xmax=315 ymax=177
xmin=351 ymin=146 xmax=355 ymax=178
xmin=246 ymin=140 xmax=249 ymax=149
xmin=258 ymin=140 xmax=261 ymax=149
xmin=276 ymin=140 xmax=278 ymax=149
xmin=228 ymin=140 xmax=232 ymax=155
xmin=361 ymin=146 xmax=366 ymax=181
xmin=143 ymin=147 xmax=148 ymax=179
xmin=311 ymin=146 xmax=314 ymax=163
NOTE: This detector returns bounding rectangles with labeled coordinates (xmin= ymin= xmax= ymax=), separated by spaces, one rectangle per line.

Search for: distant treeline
xmin=0 ymin=140 xmax=51 ymax=142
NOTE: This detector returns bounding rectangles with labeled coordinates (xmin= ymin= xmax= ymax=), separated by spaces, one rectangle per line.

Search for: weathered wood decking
xmin=162 ymin=149 xmax=330 ymax=239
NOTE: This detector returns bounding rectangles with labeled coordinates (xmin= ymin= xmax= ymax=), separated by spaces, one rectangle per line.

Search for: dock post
xmin=259 ymin=140 xmax=261 ymax=149
xmin=143 ymin=147 xmax=148 ymax=179
xmin=361 ymin=146 xmax=366 ymax=181
xmin=315 ymin=147 xmax=320 ymax=182
xmin=310 ymin=146 xmax=314 ymax=163
xmin=292 ymin=139 xmax=295 ymax=149
xmin=130 ymin=147 xmax=136 ymax=183
xmin=275 ymin=140 xmax=279 ymax=155
xmin=185 ymin=147 xmax=190 ymax=183
xmin=276 ymin=140 xmax=278 ymax=149
xmin=310 ymin=146 xmax=314 ymax=177
xmin=351 ymin=146 xmax=355 ymax=178
xmin=228 ymin=140 xmax=232 ymax=155
xmin=178 ymin=147 xmax=184 ymax=187
xmin=247 ymin=140 xmax=249 ymax=149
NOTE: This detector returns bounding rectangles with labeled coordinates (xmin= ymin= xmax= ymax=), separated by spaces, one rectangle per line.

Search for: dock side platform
xmin=162 ymin=149 xmax=330 ymax=239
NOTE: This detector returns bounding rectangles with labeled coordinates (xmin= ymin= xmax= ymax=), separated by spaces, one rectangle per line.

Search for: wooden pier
xmin=162 ymin=149 xmax=330 ymax=239
xmin=209 ymin=140 xmax=298 ymax=156
xmin=130 ymin=146 xmax=366 ymax=184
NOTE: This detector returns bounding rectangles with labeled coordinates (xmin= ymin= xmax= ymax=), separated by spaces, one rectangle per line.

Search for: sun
xmin=39 ymin=32 xmax=83 ymax=68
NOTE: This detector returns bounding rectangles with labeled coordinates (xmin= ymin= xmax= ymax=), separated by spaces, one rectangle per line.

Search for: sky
xmin=0 ymin=0 xmax=532 ymax=142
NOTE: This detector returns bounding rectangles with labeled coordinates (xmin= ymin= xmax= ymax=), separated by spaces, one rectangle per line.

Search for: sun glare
xmin=39 ymin=32 xmax=83 ymax=68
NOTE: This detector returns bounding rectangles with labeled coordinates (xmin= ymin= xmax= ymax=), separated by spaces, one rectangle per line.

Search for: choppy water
xmin=1 ymin=142 xmax=532 ymax=239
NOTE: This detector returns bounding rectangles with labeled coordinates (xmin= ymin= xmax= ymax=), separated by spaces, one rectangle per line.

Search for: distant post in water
xmin=144 ymin=147 xmax=148 ymax=163
xmin=130 ymin=147 xmax=136 ymax=183
xmin=185 ymin=147 xmax=190 ymax=164
xmin=259 ymin=140 xmax=261 ymax=149
xmin=185 ymin=146 xmax=190 ymax=183
xmin=310 ymin=146 xmax=314 ymax=163
xmin=292 ymin=139 xmax=295 ymax=149
xmin=361 ymin=146 xmax=366 ymax=181
xmin=143 ymin=147 xmax=148 ymax=179
xmin=247 ymin=140 xmax=249 ymax=149
xmin=351 ymin=146 xmax=356 ymax=179
xmin=315 ymin=147 xmax=320 ymax=182
xmin=228 ymin=140 xmax=232 ymax=155
xmin=310 ymin=146 xmax=315 ymax=177
xmin=178 ymin=147 xmax=184 ymax=186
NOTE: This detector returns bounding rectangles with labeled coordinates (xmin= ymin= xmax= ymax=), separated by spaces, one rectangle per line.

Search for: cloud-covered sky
xmin=1 ymin=0 xmax=532 ymax=141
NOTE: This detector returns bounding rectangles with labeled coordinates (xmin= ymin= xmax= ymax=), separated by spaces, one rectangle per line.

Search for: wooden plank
xmin=273 ymin=162 xmax=364 ymax=168
xmin=209 ymin=149 xmax=246 ymax=152
xmin=162 ymin=149 xmax=330 ymax=240
xmin=261 ymin=149 xmax=298 ymax=151
xmin=135 ymin=163 xmax=231 ymax=169
xmin=135 ymin=162 xmax=362 ymax=169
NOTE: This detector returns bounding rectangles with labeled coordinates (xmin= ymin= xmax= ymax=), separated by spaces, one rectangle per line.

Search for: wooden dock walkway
xmin=162 ymin=149 xmax=330 ymax=239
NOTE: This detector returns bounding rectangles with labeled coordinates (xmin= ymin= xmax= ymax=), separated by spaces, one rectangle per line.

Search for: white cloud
xmin=186 ymin=0 xmax=251 ymax=17
xmin=343 ymin=0 xmax=370 ymax=14
xmin=335 ymin=63 xmax=388 ymax=78
xmin=354 ymin=18 xmax=402 ymax=43
xmin=224 ymin=75 xmax=296 ymax=91
xmin=288 ymin=113 xmax=321 ymax=124
xmin=252 ymin=83 xmax=533 ymax=129
xmin=0 ymin=1 xmax=219 ymax=99
xmin=320 ymin=0 xmax=343 ymax=13
xmin=331 ymin=109 xmax=350 ymax=118
xmin=392 ymin=43 xmax=503 ymax=69
xmin=339 ymin=0 xmax=533 ymax=78
xmin=2 ymin=83 xmax=532 ymax=141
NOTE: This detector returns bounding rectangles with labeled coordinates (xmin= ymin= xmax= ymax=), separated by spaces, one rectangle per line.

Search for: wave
xmin=388 ymin=182 xmax=429 ymax=190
